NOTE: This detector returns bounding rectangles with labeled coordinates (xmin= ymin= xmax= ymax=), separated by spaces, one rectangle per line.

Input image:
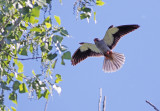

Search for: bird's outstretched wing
xmin=103 ymin=24 xmax=140 ymax=49
xmin=71 ymin=43 xmax=103 ymax=65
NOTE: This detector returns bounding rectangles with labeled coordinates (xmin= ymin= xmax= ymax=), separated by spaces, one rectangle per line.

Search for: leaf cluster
xmin=0 ymin=0 xmax=104 ymax=110
xmin=73 ymin=0 xmax=105 ymax=23
xmin=0 ymin=0 xmax=71 ymax=110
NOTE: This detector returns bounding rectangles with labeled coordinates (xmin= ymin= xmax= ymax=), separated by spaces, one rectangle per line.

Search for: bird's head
xmin=94 ymin=38 xmax=100 ymax=43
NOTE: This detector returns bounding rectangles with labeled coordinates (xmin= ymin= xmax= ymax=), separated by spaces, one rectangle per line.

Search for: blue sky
xmin=10 ymin=0 xmax=160 ymax=111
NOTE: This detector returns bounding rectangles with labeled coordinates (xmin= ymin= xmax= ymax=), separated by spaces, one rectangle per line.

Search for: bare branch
xmin=13 ymin=57 xmax=42 ymax=60
xmin=99 ymin=88 xmax=102 ymax=111
xmin=146 ymin=100 xmax=159 ymax=111
xmin=44 ymin=96 xmax=50 ymax=111
xmin=103 ymin=96 xmax=106 ymax=111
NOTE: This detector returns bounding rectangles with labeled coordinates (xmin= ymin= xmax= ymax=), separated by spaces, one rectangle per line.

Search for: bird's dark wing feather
xmin=71 ymin=43 xmax=103 ymax=65
xmin=103 ymin=25 xmax=140 ymax=49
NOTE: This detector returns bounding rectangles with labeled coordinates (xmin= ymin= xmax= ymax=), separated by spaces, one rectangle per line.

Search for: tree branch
xmin=146 ymin=100 xmax=159 ymax=111
xmin=44 ymin=96 xmax=50 ymax=111
xmin=13 ymin=57 xmax=42 ymax=60
xmin=99 ymin=88 xmax=102 ymax=111
xmin=103 ymin=96 xmax=106 ymax=111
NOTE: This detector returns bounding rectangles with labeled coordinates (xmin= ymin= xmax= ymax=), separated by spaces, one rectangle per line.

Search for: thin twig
xmin=44 ymin=96 xmax=50 ymax=111
xmin=103 ymin=96 xmax=106 ymax=111
xmin=99 ymin=88 xmax=102 ymax=111
xmin=13 ymin=57 xmax=42 ymax=60
xmin=1 ymin=49 xmax=42 ymax=61
xmin=146 ymin=100 xmax=159 ymax=111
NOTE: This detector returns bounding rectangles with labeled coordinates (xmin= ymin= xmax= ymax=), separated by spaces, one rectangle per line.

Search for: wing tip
xmin=79 ymin=42 xmax=85 ymax=45
xmin=71 ymin=58 xmax=77 ymax=66
xmin=108 ymin=25 xmax=114 ymax=29
xmin=132 ymin=24 xmax=140 ymax=29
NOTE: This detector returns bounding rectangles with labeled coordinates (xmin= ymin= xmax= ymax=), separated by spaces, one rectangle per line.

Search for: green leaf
xmin=53 ymin=35 xmax=63 ymax=43
xmin=80 ymin=13 xmax=86 ymax=20
xmin=61 ymin=58 xmax=65 ymax=65
xmin=30 ymin=27 xmax=41 ymax=32
xmin=43 ymin=89 xmax=50 ymax=99
xmin=96 ymin=0 xmax=105 ymax=6
xmin=36 ymin=74 xmax=42 ymax=77
xmin=19 ymin=83 xmax=28 ymax=93
xmin=46 ymin=0 xmax=52 ymax=4
xmin=44 ymin=16 xmax=51 ymax=22
xmin=10 ymin=73 xmax=15 ymax=77
xmin=8 ymin=55 xmax=12 ymax=61
xmin=20 ymin=7 xmax=29 ymax=15
xmin=20 ymin=24 xmax=27 ymax=30
xmin=31 ymin=6 xmax=41 ymax=17
xmin=59 ymin=0 xmax=62 ymax=4
xmin=14 ymin=59 xmax=24 ymax=73
xmin=94 ymin=12 xmax=97 ymax=23
xmin=61 ymin=51 xmax=71 ymax=65
xmin=11 ymin=106 xmax=16 ymax=111
xmin=29 ymin=16 xmax=39 ymax=24
xmin=47 ymin=53 xmax=57 ymax=60
xmin=47 ymin=68 xmax=52 ymax=75
xmin=0 ymin=81 xmax=10 ymax=90
xmin=29 ymin=44 xmax=33 ymax=53
xmin=16 ymin=61 xmax=23 ymax=73
xmin=13 ymin=59 xmax=17 ymax=64
xmin=60 ymin=29 xmax=69 ymax=37
xmin=81 ymin=7 xmax=91 ymax=13
xmin=19 ymin=46 xmax=28 ymax=56
xmin=18 ymin=61 xmax=23 ymax=73
xmin=13 ymin=81 xmax=20 ymax=91
xmin=45 ymin=22 xmax=52 ymax=28
xmin=36 ymin=89 xmax=42 ymax=99
xmin=16 ymin=74 xmax=24 ymax=82
xmin=55 ymin=74 xmax=62 ymax=83
xmin=32 ymin=81 xmax=37 ymax=90
xmin=80 ymin=13 xmax=90 ymax=20
xmin=9 ymin=92 xmax=17 ymax=104
xmin=42 ymin=52 xmax=48 ymax=60
xmin=29 ymin=16 xmax=35 ymax=23
xmin=7 ymin=74 xmax=13 ymax=84
xmin=52 ymin=59 xmax=57 ymax=69
xmin=32 ymin=70 xmax=36 ymax=76
xmin=33 ymin=36 xmax=40 ymax=40
xmin=62 ymin=51 xmax=71 ymax=60
xmin=54 ymin=15 xmax=61 ymax=25
xmin=34 ymin=19 xmax=39 ymax=23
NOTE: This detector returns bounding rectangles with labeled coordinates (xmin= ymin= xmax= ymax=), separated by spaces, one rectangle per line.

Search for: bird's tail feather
xmin=103 ymin=52 xmax=125 ymax=73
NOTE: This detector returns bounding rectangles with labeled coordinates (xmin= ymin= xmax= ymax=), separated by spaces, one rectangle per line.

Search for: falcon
xmin=71 ymin=24 xmax=140 ymax=73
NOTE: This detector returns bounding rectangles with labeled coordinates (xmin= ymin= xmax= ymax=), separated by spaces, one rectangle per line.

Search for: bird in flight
xmin=71 ymin=24 xmax=140 ymax=73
